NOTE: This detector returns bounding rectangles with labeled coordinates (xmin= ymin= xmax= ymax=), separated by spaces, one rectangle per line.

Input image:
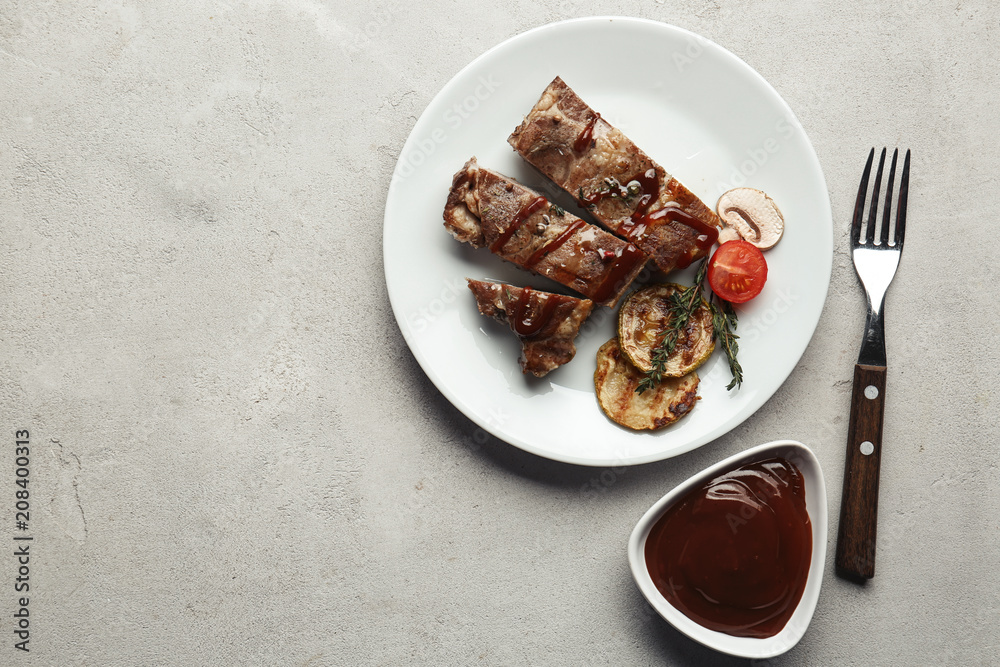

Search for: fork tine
xmin=894 ymin=149 xmax=910 ymax=249
xmin=880 ymin=149 xmax=899 ymax=246
xmin=865 ymin=148 xmax=887 ymax=245
xmin=852 ymin=148 xmax=875 ymax=244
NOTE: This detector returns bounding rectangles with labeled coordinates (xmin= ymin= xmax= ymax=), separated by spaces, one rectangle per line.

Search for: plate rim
xmin=383 ymin=16 xmax=833 ymax=467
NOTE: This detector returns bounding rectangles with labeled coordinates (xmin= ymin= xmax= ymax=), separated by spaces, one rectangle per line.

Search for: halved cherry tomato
xmin=707 ymin=240 xmax=768 ymax=303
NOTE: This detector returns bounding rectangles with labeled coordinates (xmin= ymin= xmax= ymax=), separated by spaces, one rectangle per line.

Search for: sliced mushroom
xmin=716 ymin=188 xmax=784 ymax=250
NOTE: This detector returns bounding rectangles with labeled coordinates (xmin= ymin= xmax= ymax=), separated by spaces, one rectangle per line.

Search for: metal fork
xmin=835 ymin=147 xmax=910 ymax=581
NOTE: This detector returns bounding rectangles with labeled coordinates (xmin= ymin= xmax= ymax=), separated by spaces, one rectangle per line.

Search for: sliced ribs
xmin=467 ymin=279 xmax=593 ymax=377
xmin=508 ymin=77 xmax=721 ymax=275
xmin=444 ymin=157 xmax=646 ymax=308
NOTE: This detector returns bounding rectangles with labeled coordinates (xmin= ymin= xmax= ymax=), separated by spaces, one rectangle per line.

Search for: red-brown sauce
xmin=644 ymin=457 xmax=812 ymax=639
xmin=627 ymin=206 xmax=719 ymax=250
xmin=573 ymin=113 xmax=601 ymax=153
xmin=578 ymin=168 xmax=719 ymax=256
xmin=628 ymin=168 xmax=661 ymax=222
xmin=508 ymin=287 xmax=558 ymax=337
xmin=626 ymin=206 xmax=720 ymax=269
xmin=490 ymin=196 xmax=548 ymax=253
xmin=590 ymin=243 xmax=646 ymax=304
xmin=525 ymin=219 xmax=586 ymax=268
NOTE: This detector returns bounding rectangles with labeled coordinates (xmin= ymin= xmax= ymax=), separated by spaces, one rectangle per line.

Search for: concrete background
xmin=2 ymin=0 xmax=998 ymax=665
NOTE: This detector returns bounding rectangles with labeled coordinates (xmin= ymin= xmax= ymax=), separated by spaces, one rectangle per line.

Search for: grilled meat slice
xmin=508 ymin=77 xmax=722 ymax=275
xmin=467 ymin=279 xmax=593 ymax=377
xmin=444 ymin=157 xmax=647 ymax=308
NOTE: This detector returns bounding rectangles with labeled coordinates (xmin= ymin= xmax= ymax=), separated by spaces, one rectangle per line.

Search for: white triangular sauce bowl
xmin=627 ymin=440 xmax=828 ymax=659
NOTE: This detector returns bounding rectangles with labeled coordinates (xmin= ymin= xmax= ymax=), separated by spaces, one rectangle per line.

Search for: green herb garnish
xmin=636 ymin=259 xmax=710 ymax=394
xmin=711 ymin=296 xmax=743 ymax=390
xmin=634 ymin=259 xmax=744 ymax=394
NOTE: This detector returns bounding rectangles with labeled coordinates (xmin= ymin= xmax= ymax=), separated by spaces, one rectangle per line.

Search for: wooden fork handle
xmin=835 ymin=363 xmax=887 ymax=580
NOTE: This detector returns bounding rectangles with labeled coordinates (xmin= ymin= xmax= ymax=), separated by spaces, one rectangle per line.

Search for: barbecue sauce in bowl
xmin=644 ymin=457 xmax=812 ymax=639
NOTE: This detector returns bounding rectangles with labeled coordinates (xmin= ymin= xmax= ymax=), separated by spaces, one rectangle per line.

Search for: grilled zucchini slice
xmin=617 ymin=283 xmax=715 ymax=376
xmin=594 ymin=338 xmax=700 ymax=431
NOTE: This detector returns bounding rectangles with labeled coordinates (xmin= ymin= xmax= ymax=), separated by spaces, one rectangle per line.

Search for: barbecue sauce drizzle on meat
xmin=629 ymin=208 xmax=719 ymax=269
xmin=525 ymin=219 xmax=586 ymax=268
xmin=590 ymin=243 xmax=647 ymax=304
xmin=573 ymin=112 xmax=601 ymax=153
xmin=627 ymin=168 xmax=662 ymax=223
xmin=580 ymin=168 xmax=719 ymax=265
xmin=478 ymin=190 xmax=645 ymax=306
xmin=509 ymin=287 xmax=559 ymax=337
xmin=490 ymin=196 xmax=548 ymax=253
xmin=490 ymin=198 xmax=598 ymax=272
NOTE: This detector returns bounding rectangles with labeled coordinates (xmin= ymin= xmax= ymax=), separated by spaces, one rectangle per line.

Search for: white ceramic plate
xmin=627 ymin=440 xmax=828 ymax=658
xmin=383 ymin=17 xmax=832 ymax=466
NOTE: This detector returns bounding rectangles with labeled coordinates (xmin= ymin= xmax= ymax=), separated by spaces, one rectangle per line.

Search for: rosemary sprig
xmin=636 ymin=259 xmax=709 ymax=394
xmin=711 ymin=295 xmax=743 ymax=390
xmin=634 ymin=258 xmax=745 ymax=394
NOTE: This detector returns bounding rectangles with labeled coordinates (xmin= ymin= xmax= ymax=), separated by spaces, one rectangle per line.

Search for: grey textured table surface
xmin=2 ymin=1 xmax=999 ymax=665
